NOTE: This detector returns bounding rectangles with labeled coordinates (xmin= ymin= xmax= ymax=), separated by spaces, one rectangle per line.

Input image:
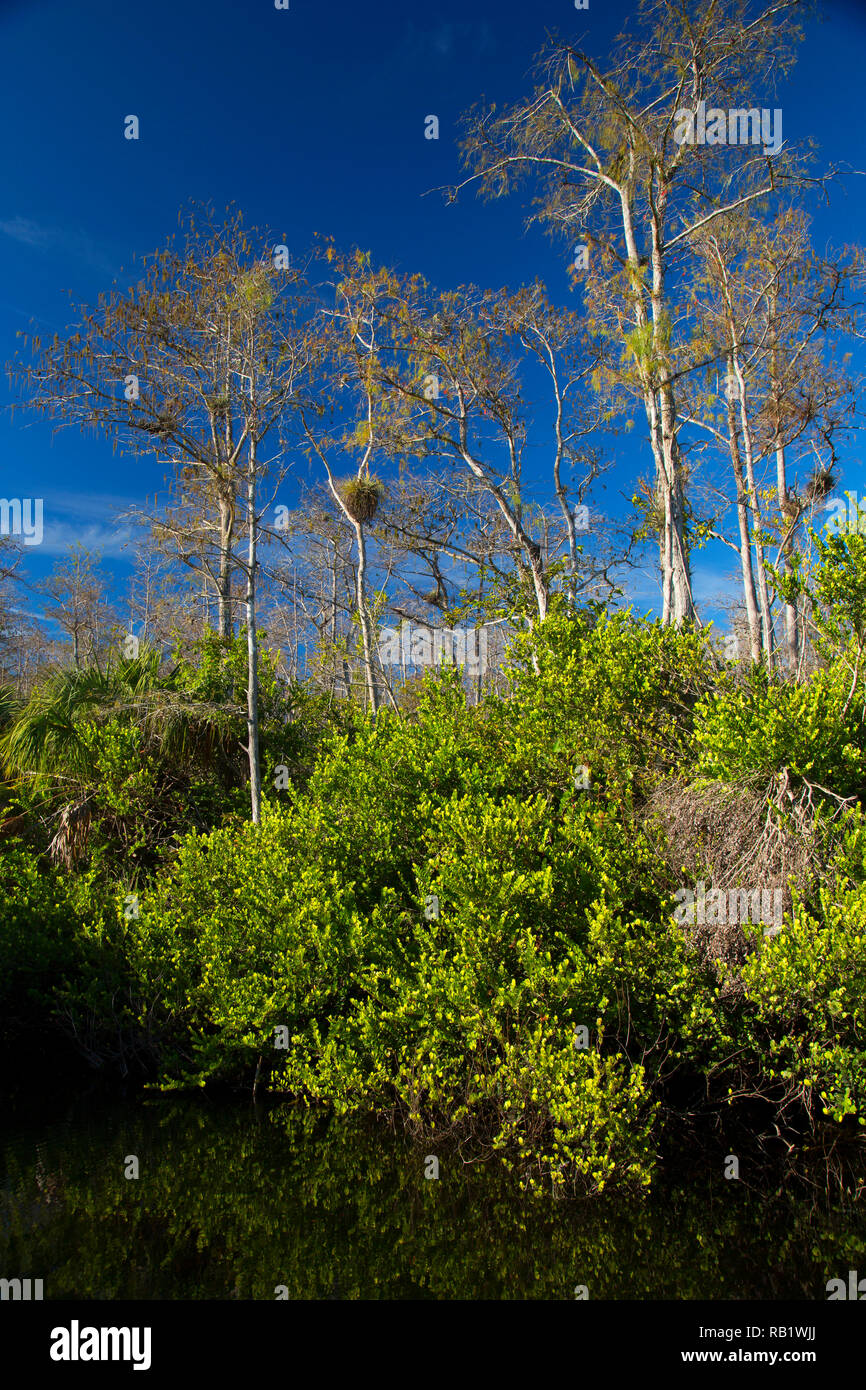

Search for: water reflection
xmin=1 ymin=1090 xmax=864 ymax=1300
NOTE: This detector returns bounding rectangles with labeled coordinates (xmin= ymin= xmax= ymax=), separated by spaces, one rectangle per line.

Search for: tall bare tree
xmin=9 ymin=204 xmax=314 ymax=821
xmin=36 ymin=545 xmax=117 ymax=672
xmin=684 ymin=208 xmax=861 ymax=668
xmin=452 ymin=0 xmax=816 ymax=625
xmin=300 ymin=251 xmax=413 ymax=713
xmin=377 ymin=277 xmax=613 ymax=622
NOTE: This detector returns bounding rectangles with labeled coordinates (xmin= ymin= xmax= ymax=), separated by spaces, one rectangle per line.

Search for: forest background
xmin=2 ymin=0 xmax=866 ymax=1197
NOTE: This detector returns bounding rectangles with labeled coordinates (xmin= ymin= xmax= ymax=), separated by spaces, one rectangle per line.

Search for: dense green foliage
xmin=734 ymin=813 xmax=866 ymax=1127
xmin=694 ymin=661 xmax=866 ymax=794
xmin=3 ymin=537 xmax=866 ymax=1194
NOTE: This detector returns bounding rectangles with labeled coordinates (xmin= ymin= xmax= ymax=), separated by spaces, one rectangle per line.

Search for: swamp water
xmin=1 ymin=1087 xmax=865 ymax=1300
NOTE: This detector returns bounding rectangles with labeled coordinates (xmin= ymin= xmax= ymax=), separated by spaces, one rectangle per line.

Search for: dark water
xmin=1 ymin=1088 xmax=865 ymax=1300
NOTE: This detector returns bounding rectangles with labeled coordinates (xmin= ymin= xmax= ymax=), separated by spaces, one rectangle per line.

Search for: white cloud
xmin=37 ymin=519 xmax=135 ymax=559
xmin=45 ymin=489 xmax=144 ymax=521
xmin=399 ymin=20 xmax=496 ymax=64
xmin=0 ymin=215 xmax=51 ymax=247
xmin=0 ymin=214 xmax=119 ymax=277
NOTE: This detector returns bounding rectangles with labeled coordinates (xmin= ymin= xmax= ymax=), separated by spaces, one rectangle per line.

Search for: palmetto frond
xmin=0 ymin=648 xmax=244 ymax=790
xmin=0 ymin=683 xmax=20 ymax=732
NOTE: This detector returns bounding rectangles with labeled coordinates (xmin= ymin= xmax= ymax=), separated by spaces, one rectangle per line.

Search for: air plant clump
xmin=803 ymin=466 xmax=836 ymax=505
xmin=205 ymin=392 xmax=230 ymax=418
xmin=140 ymin=396 xmax=183 ymax=440
xmin=340 ymin=475 xmax=385 ymax=523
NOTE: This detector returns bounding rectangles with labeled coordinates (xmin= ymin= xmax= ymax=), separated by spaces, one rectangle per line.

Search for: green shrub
xmin=732 ymin=811 xmax=866 ymax=1127
xmin=0 ymin=847 xmax=79 ymax=1040
xmin=0 ymin=844 xmax=134 ymax=1069
xmin=501 ymin=608 xmax=713 ymax=802
xmin=694 ymin=661 xmax=866 ymax=797
xmin=126 ymin=808 xmax=369 ymax=1084
xmin=5 ymin=599 xmax=865 ymax=1189
xmin=129 ymin=763 xmax=725 ymax=1192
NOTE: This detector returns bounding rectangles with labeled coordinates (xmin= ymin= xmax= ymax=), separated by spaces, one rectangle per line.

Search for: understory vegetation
xmin=3 ymin=531 xmax=866 ymax=1198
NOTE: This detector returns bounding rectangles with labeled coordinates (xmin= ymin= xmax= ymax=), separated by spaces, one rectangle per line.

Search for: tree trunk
xmin=217 ymin=490 xmax=235 ymax=639
xmin=625 ymin=192 xmax=695 ymax=626
xmin=728 ymin=413 xmax=762 ymax=662
xmin=354 ymin=520 xmax=379 ymax=714
xmin=776 ymin=439 xmax=800 ymax=673
xmin=246 ymin=442 xmax=261 ymax=825
xmin=527 ymin=542 xmax=549 ymax=622
xmin=651 ymin=225 xmax=694 ymax=627
xmin=731 ymin=353 xmax=774 ymax=669
xmin=551 ymin=379 xmax=578 ymax=607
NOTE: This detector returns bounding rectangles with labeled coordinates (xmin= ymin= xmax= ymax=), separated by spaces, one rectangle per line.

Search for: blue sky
xmin=2 ymin=0 xmax=866 ymax=632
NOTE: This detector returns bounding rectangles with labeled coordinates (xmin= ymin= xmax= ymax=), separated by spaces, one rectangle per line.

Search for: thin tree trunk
xmin=217 ymin=489 xmax=235 ymax=639
xmin=550 ymin=361 xmax=578 ymax=606
xmin=330 ymin=552 xmax=342 ymax=697
xmin=527 ymin=543 xmax=549 ymax=622
xmin=776 ymin=438 xmax=799 ymax=673
xmin=725 ymin=359 xmax=762 ymax=661
xmin=765 ymin=284 xmax=798 ymax=674
xmin=622 ymin=188 xmax=694 ymax=627
xmin=354 ymin=519 xmax=379 ymax=714
xmin=731 ymin=351 xmax=774 ymax=669
xmin=246 ymin=438 xmax=261 ymax=825
xmin=651 ymin=211 xmax=694 ymax=628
